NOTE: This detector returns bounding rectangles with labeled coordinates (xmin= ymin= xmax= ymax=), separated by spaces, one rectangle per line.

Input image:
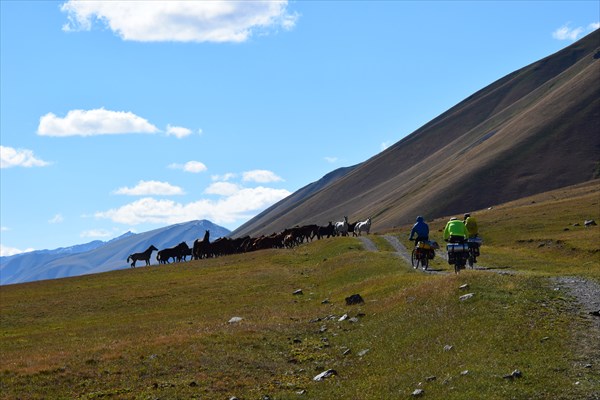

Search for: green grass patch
xmin=1 ymin=182 xmax=599 ymax=399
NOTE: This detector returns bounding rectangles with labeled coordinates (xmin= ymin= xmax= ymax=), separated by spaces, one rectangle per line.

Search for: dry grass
xmin=1 ymin=183 xmax=599 ymax=399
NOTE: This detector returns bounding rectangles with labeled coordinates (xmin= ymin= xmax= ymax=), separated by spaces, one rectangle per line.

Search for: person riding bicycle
xmin=443 ymin=217 xmax=467 ymax=243
xmin=463 ymin=212 xmax=480 ymax=263
xmin=463 ymin=213 xmax=479 ymax=238
xmin=409 ymin=216 xmax=429 ymax=247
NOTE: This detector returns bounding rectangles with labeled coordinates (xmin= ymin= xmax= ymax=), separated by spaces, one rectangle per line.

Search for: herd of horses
xmin=126 ymin=217 xmax=372 ymax=268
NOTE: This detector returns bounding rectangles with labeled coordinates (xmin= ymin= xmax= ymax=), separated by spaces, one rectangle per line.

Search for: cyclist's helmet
xmin=416 ymin=216 xmax=424 ymax=222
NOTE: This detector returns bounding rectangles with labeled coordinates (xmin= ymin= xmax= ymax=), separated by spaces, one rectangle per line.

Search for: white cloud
xmin=242 ymin=169 xmax=283 ymax=183
xmin=61 ymin=0 xmax=299 ymax=43
xmin=324 ymin=156 xmax=338 ymax=164
xmin=589 ymin=22 xmax=600 ymax=31
xmin=1 ymin=146 xmax=50 ymax=168
xmin=114 ymin=180 xmax=185 ymax=196
xmin=48 ymin=214 xmax=64 ymax=224
xmin=80 ymin=229 xmax=113 ymax=238
xmin=95 ymin=186 xmax=291 ymax=225
xmin=205 ymin=181 xmax=241 ymax=196
xmin=1 ymin=244 xmax=35 ymax=257
xmin=380 ymin=141 xmax=392 ymax=151
xmin=211 ymin=172 xmax=236 ymax=181
xmin=552 ymin=23 xmax=584 ymax=41
xmin=37 ymin=108 xmax=159 ymax=137
xmin=169 ymin=161 xmax=208 ymax=173
xmin=166 ymin=124 xmax=193 ymax=139
xmin=1 ymin=226 xmax=8 ymax=232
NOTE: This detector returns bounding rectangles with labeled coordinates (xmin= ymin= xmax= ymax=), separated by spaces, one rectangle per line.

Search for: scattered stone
xmin=573 ymin=223 xmax=581 ymax=227
xmin=349 ymin=317 xmax=360 ymax=323
xmin=425 ymin=375 xmax=437 ymax=381
xmin=460 ymin=370 xmax=469 ymax=376
xmin=503 ymin=369 xmax=523 ymax=379
xmin=584 ymin=364 xmax=593 ymax=369
xmin=293 ymin=289 xmax=303 ymax=295
xmin=321 ymin=299 xmax=330 ymax=304
xmin=228 ymin=317 xmax=243 ymax=324
xmin=319 ymin=326 xmax=327 ymax=333
xmin=443 ymin=345 xmax=453 ymax=352
xmin=189 ymin=381 xmax=198 ymax=387
xmin=459 ymin=284 xmax=470 ymax=290
xmin=229 ymin=397 xmax=239 ymax=400
xmin=313 ymin=369 xmax=337 ymax=381
xmin=338 ymin=314 xmax=348 ymax=321
xmin=345 ymin=294 xmax=365 ymax=305
xmin=358 ymin=349 xmax=370 ymax=357
xmin=584 ymin=219 xmax=597 ymax=227
xmin=540 ymin=336 xmax=550 ymax=342
xmin=589 ymin=310 xmax=600 ymax=317
xmin=459 ymin=293 xmax=475 ymax=301
xmin=412 ymin=388 xmax=425 ymax=397
xmin=296 ymin=389 xmax=307 ymax=395
xmin=343 ymin=348 xmax=352 ymax=356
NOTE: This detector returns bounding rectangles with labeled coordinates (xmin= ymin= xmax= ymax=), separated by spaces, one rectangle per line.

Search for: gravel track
xmin=358 ymin=235 xmax=600 ymax=372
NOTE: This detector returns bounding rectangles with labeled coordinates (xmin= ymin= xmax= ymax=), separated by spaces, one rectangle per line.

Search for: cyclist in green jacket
xmin=443 ymin=217 xmax=467 ymax=243
xmin=463 ymin=213 xmax=479 ymax=238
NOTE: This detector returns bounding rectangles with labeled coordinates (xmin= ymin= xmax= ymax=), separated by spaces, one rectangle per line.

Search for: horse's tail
xmin=127 ymin=255 xmax=131 ymax=263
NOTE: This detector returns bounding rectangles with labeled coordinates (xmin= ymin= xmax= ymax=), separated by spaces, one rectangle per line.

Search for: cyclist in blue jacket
xmin=409 ymin=216 xmax=429 ymax=247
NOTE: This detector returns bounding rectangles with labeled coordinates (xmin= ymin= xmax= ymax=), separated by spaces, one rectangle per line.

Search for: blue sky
xmin=1 ymin=1 xmax=598 ymax=256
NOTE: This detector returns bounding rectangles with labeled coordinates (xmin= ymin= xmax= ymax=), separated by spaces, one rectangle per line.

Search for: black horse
xmin=157 ymin=242 xmax=190 ymax=264
xmin=193 ymin=230 xmax=211 ymax=259
xmin=127 ymin=245 xmax=158 ymax=268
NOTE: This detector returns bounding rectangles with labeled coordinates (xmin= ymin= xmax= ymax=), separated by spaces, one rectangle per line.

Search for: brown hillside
xmin=233 ymin=30 xmax=600 ymax=237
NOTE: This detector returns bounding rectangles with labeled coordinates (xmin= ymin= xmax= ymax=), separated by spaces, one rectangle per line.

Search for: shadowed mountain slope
xmin=233 ymin=30 xmax=600 ymax=237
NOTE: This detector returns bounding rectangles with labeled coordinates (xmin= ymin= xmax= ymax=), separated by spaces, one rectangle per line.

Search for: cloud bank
xmin=169 ymin=161 xmax=208 ymax=173
xmin=114 ymin=180 xmax=185 ymax=196
xmin=61 ymin=0 xmax=299 ymax=43
xmin=38 ymin=108 xmax=159 ymax=137
xmin=552 ymin=22 xmax=599 ymax=41
xmin=242 ymin=169 xmax=283 ymax=183
xmin=1 ymin=146 xmax=50 ymax=168
xmin=95 ymin=186 xmax=290 ymax=226
xmin=166 ymin=124 xmax=194 ymax=139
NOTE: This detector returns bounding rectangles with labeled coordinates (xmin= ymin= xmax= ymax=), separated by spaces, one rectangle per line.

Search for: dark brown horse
xmin=157 ymin=242 xmax=190 ymax=264
xmin=127 ymin=245 xmax=158 ymax=268
xmin=193 ymin=230 xmax=211 ymax=259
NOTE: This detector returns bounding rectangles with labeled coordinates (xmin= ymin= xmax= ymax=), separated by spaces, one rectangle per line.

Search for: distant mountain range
xmin=0 ymin=220 xmax=230 ymax=285
xmin=232 ymin=29 xmax=600 ymax=237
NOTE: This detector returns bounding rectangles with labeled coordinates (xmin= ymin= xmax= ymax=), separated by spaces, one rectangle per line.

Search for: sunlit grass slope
xmin=402 ymin=180 xmax=599 ymax=279
xmin=1 ymin=182 xmax=599 ymax=399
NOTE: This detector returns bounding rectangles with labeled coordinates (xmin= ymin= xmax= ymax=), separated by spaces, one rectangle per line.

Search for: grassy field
xmin=1 ymin=182 xmax=598 ymax=399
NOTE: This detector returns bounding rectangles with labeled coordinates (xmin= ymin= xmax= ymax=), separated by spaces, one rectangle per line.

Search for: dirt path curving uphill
xmin=358 ymin=234 xmax=600 ymax=380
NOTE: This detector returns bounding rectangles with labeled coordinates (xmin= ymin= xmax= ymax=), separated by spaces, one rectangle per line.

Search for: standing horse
xmin=355 ymin=217 xmax=372 ymax=236
xmin=193 ymin=230 xmax=211 ymax=259
xmin=127 ymin=245 xmax=158 ymax=268
xmin=157 ymin=242 xmax=190 ymax=264
xmin=334 ymin=216 xmax=349 ymax=236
